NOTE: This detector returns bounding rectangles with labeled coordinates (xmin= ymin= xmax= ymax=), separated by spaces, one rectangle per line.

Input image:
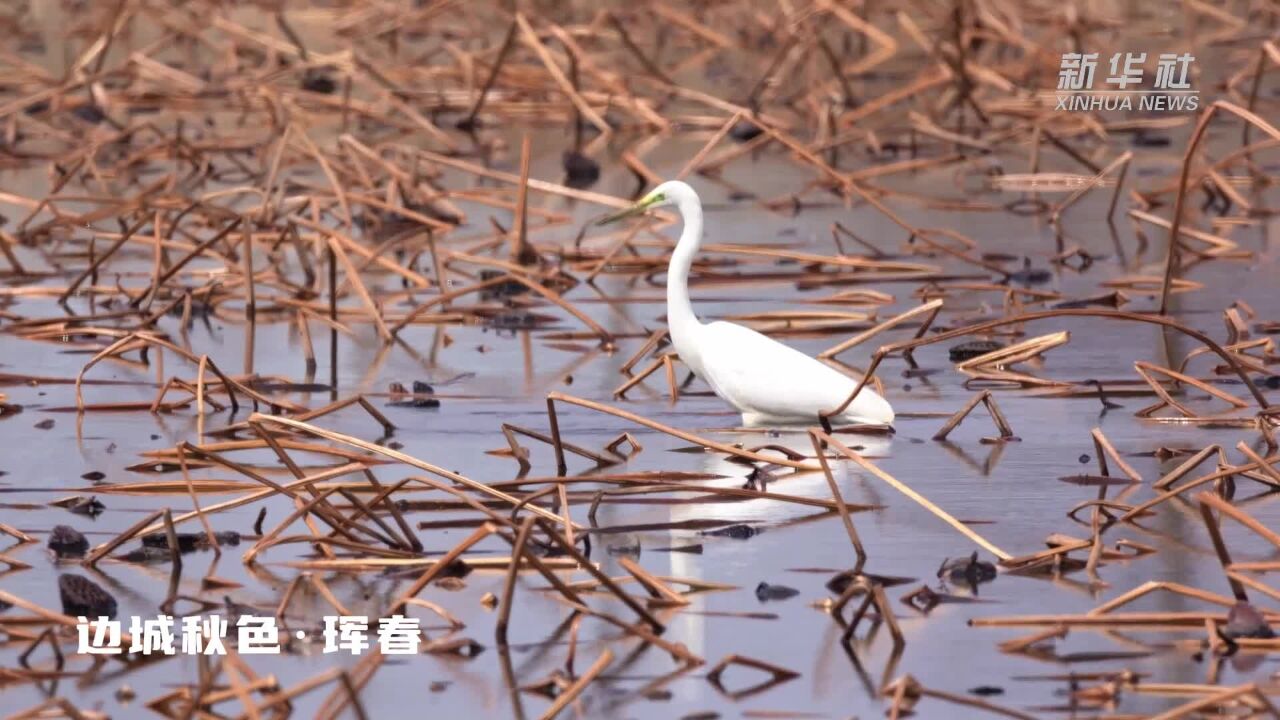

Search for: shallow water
xmin=2 ymin=3 xmax=1280 ymax=719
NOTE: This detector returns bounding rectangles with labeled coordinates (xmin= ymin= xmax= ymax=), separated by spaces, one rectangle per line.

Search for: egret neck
xmin=663 ymin=185 xmax=704 ymax=371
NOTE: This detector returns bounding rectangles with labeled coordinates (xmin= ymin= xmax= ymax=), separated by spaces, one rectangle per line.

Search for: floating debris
xmin=743 ymin=466 xmax=775 ymax=490
xmin=300 ymin=69 xmax=337 ymax=94
xmin=58 ymin=574 xmax=118 ymax=618
xmin=938 ymin=553 xmax=998 ymax=585
xmin=700 ymin=524 xmax=760 ymax=540
xmin=1131 ymin=129 xmax=1171 ymax=147
xmin=140 ymin=530 xmax=241 ymax=553
xmin=120 ymin=546 xmax=174 ymax=564
xmin=388 ymin=381 xmax=441 ymax=409
xmin=968 ymin=686 xmax=1005 ymax=696
xmin=755 ymin=582 xmax=801 ymax=602
xmin=1008 ymin=263 xmax=1053 ymax=285
xmin=47 ymin=525 xmax=89 ymax=559
xmin=1222 ymin=602 xmax=1275 ymax=640
xmin=948 ymin=340 xmax=1004 ymax=362
xmin=52 ymin=496 xmax=105 ymax=518
xmin=653 ymin=544 xmax=704 ymax=554
xmin=563 ymin=151 xmax=601 ymax=189
xmin=729 ymin=119 xmax=763 ymax=142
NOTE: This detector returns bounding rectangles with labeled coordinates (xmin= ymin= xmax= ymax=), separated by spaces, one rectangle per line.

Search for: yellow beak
xmin=596 ymin=193 xmax=662 ymax=225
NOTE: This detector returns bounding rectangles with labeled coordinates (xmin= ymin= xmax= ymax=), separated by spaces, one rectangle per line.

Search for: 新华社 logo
xmin=1052 ymin=52 xmax=1199 ymax=112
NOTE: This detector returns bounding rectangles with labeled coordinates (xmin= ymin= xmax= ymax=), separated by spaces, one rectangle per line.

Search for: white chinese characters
xmin=1057 ymin=52 xmax=1098 ymax=90
xmin=1054 ymin=51 xmax=1199 ymax=112
xmin=1059 ymin=52 xmax=1195 ymax=90
xmin=1106 ymin=52 xmax=1145 ymax=89
xmin=76 ymin=617 xmax=123 ymax=655
xmin=1154 ymin=53 xmax=1195 ymax=89
xmin=77 ymin=614 xmax=425 ymax=655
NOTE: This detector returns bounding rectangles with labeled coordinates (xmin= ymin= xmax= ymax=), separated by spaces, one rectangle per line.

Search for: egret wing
xmin=696 ymin=321 xmax=858 ymax=419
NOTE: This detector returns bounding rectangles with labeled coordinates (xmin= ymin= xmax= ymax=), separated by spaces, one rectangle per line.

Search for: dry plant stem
xmin=570 ymin=601 xmax=699 ymax=664
xmin=135 ymin=463 xmax=366 ymax=537
xmin=391 ymin=523 xmax=495 ymax=614
xmin=538 ymin=649 xmax=614 ymax=720
xmin=1198 ymin=502 xmax=1248 ymax=601
xmin=244 ymin=487 xmax=342 ymax=564
xmin=0 ymin=523 xmax=35 ymax=543
xmin=512 ymin=133 xmax=533 ymax=264
xmin=364 ymin=475 xmax=420 ymax=551
xmin=512 ymin=13 xmax=609 ymax=136
xmin=338 ymin=488 xmax=409 ymax=549
xmin=548 ymin=393 xmax=817 ymax=470
xmin=969 ymin=611 xmax=1276 ymax=628
xmin=181 ymin=442 xmax=356 ymax=551
xmin=135 ymin=216 xmax=245 ymax=310
xmin=1091 ymin=428 xmax=1142 ymax=482
xmin=821 ymin=299 xmax=943 ymax=359
xmin=1107 ymin=456 xmax=1272 ymax=529
xmin=249 ymin=413 xmax=571 ymax=527
xmin=557 ymin=482 xmax=574 ymax=546
xmin=808 ymin=429 xmax=867 ymax=569
xmin=61 ymin=214 xmax=149 ymax=301
xmin=495 ymin=515 xmax=536 ymax=645
xmin=0 ymin=589 xmax=132 ymax=645
xmin=1133 ymin=361 xmax=1248 ymax=416
xmin=499 ymin=273 xmax=614 ymax=343
xmin=1052 ymin=151 xmax=1132 ymax=224
xmin=1160 ymin=101 xmax=1280 ymax=314
xmin=908 ymin=682 xmax=1038 ymax=720
xmin=327 ymin=236 xmax=391 ymax=341
xmin=497 ymin=532 xmax=589 ymax=607
xmin=614 ymin=353 xmax=674 ymax=398
xmin=825 ymin=309 xmax=1269 ymax=419
xmin=309 ymin=574 xmax=353 ymax=617
xmin=534 ymin=518 xmax=664 ymax=633
xmin=461 ymin=21 xmax=518 ymax=129
xmin=546 ymin=395 xmax=568 ymax=475
xmin=587 ymin=482 xmax=864 ymax=515
xmin=162 ymin=508 xmax=182 ymax=570
xmin=997 ymin=626 xmax=1068 ymax=654
xmin=1236 ymin=442 xmax=1280 ymax=486
xmin=1197 ymin=491 xmax=1280 ymax=549
xmin=1148 ymin=683 xmax=1265 ymax=720
xmin=617 ymin=557 xmax=688 ymax=606
xmin=1088 ymin=582 xmax=1238 ymax=615
xmin=1153 ymin=445 xmax=1222 ymax=489
xmin=819 ymin=430 xmax=1012 ymax=560
xmin=84 ymin=509 xmax=165 ymax=566
xmin=339 ymin=672 xmax=370 ymax=720
xmin=676 ymin=111 xmax=743 ymax=180
xmin=316 ymin=651 xmax=384 ymax=720
xmin=931 ymin=391 xmax=1014 ymax=441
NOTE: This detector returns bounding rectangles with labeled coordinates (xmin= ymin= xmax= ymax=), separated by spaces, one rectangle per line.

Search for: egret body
xmin=601 ymin=181 xmax=894 ymax=427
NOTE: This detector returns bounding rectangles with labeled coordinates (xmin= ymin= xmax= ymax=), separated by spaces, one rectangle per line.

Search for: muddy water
xmin=2 ymin=6 xmax=1280 ymax=720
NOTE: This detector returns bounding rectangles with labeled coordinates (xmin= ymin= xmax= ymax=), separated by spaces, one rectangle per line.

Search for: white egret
xmin=600 ymin=180 xmax=895 ymax=427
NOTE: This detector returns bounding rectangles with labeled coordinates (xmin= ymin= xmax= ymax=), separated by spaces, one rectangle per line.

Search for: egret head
xmin=596 ymin=180 xmax=694 ymax=225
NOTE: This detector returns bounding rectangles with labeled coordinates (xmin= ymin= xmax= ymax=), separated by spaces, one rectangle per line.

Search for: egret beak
xmin=596 ymin=192 xmax=663 ymax=226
